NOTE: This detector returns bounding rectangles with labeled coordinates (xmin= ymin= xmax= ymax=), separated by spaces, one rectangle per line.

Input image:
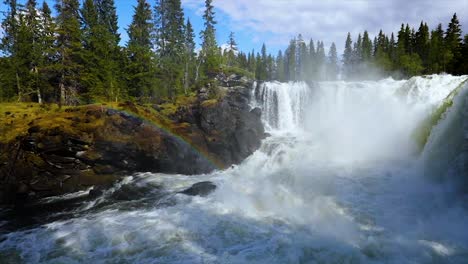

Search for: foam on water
xmin=1 ymin=75 xmax=468 ymax=263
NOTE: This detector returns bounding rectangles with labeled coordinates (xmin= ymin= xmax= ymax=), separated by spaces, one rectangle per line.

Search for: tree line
xmin=342 ymin=13 xmax=467 ymax=79
xmin=0 ymin=0 xmax=224 ymax=104
xmin=0 ymin=1 xmax=466 ymax=104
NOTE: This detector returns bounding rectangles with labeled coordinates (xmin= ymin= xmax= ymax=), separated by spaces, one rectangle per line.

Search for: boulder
xmin=180 ymin=181 xmax=217 ymax=197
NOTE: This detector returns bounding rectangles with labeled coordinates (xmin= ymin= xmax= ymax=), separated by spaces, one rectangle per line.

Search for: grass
xmin=0 ymin=91 xmax=230 ymax=168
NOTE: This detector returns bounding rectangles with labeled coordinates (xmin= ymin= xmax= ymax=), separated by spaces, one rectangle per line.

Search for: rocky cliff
xmin=0 ymin=74 xmax=265 ymax=203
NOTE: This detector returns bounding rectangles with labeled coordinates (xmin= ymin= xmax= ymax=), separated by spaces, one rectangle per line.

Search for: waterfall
xmin=254 ymin=76 xmax=468 ymax=165
xmin=420 ymin=80 xmax=468 ymax=185
xmin=2 ymin=75 xmax=468 ymax=263
xmin=254 ymin=81 xmax=311 ymax=131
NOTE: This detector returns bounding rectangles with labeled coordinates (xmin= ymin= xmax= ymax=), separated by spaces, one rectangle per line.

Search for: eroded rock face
xmin=0 ymin=74 xmax=265 ymax=203
xmin=198 ymin=87 xmax=264 ymax=166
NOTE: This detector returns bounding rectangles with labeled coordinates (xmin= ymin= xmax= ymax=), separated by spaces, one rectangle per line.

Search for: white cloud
xmin=184 ymin=0 xmax=468 ymax=53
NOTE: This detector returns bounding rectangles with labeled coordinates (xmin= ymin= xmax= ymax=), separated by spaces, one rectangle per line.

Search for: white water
xmin=1 ymin=75 xmax=468 ymax=263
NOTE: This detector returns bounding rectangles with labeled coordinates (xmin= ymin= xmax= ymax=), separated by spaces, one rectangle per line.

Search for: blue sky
xmin=1 ymin=0 xmax=467 ymax=56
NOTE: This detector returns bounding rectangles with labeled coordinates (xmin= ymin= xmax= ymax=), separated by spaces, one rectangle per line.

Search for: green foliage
xmin=200 ymin=0 xmax=221 ymax=80
xmin=126 ymin=0 xmax=156 ymax=99
xmin=341 ymin=14 xmax=466 ymax=79
xmin=0 ymin=1 xmax=465 ymax=105
xmin=154 ymin=0 xmax=186 ymax=98
xmin=399 ymin=53 xmax=424 ymax=76
xmin=55 ymin=0 xmax=84 ymax=106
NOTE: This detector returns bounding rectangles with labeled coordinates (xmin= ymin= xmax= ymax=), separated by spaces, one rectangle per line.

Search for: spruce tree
xmin=255 ymin=44 xmax=268 ymax=81
xmin=286 ymin=38 xmax=296 ymax=81
xmin=183 ymin=19 xmax=196 ymax=94
xmin=343 ymin=33 xmax=353 ymax=79
xmin=362 ymin=31 xmax=372 ymax=62
xmin=55 ymin=0 xmax=83 ymax=106
xmin=126 ymin=0 xmax=156 ymax=98
xmin=327 ymin=42 xmax=338 ymax=80
xmin=308 ymin=38 xmax=316 ymax=80
xmin=316 ymin=41 xmax=326 ymax=80
xmin=226 ymin=32 xmax=238 ymax=67
xmin=200 ymin=0 xmax=220 ymax=80
xmin=95 ymin=0 xmax=122 ymax=101
xmin=154 ymin=0 xmax=186 ymax=98
xmin=37 ymin=1 xmax=56 ymax=102
xmin=297 ymin=34 xmax=308 ymax=81
xmin=456 ymin=34 xmax=468 ymax=74
xmin=96 ymin=0 xmax=120 ymax=44
xmin=1 ymin=0 xmax=21 ymax=100
xmin=445 ymin=13 xmax=462 ymax=73
xmin=24 ymin=0 xmax=44 ymax=102
xmin=388 ymin=33 xmax=396 ymax=67
xmin=415 ymin=22 xmax=430 ymax=69
xmin=276 ymin=50 xmax=285 ymax=81
xmin=80 ymin=0 xmax=102 ymax=99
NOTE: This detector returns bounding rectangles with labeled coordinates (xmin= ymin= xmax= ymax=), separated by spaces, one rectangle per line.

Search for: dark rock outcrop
xmin=0 ymin=74 xmax=265 ymax=203
xmin=180 ymin=181 xmax=217 ymax=197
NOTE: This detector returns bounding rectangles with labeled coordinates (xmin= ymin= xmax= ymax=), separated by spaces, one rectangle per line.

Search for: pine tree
xmin=374 ymin=30 xmax=392 ymax=73
xmin=96 ymin=0 xmax=120 ymax=44
xmin=327 ymin=42 xmax=338 ymax=80
xmin=415 ymin=22 xmax=430 ymax=70
xmin=297 ymin=34 xmax=308 ymax=81
xmin=37 ymin=1 xmax=56 ymax=102
xmin=286 ymin=38 xmax=296 ymax=81
xmin=343 ymin=33 xmax=353 ymax=79
xmin=388 ymin=33 xmax=396 ymax=66
xmin=362 ymin=31 xmax=372 ymax=62
xmin=183 ymin=19 xmax=196 ymax=94
xmin=247 ymin=50 xmax=256 ymax=73
xmin=55 ymin=0 xmax=83 ymax=106
xmin=308 ymin=38 xmax=316 ymax=80
xmin=445 ymin=13 xmax=462 ymax=73
xmin=126 ymin=0 xmax=156 ymax=98
xmin=276 ymin=50 xmax=285 ymax=81
xmin=95 ymin=0 xmax=122 ymax=101
xmin=316 ymin=41 xmax=326 ymax=80
xmin=200 ymin=0 xmax=220 ymax=80
xmin=80 ymin=0 xmax=102 ymax=99
xmin=24 ymin=0 xmax=45 ymax=102
xmin=456 ymin=34 xmax=468 ymax=74
xmin=154 ymin=0 xmax=186 ymax=98
xmin=225 ymin=31 xmax=238 ymax=67
xmin=255 ymin=43 xmax=268 ymax=81
xmin=1 ymin=0 xmax=21 ymax=100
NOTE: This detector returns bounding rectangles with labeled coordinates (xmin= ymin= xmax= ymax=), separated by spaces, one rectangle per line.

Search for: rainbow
xmin=100 ymin=104 xmax=223 ymax=172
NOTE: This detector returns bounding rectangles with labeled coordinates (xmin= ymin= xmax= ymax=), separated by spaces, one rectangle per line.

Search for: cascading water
xmin=254 ymin=81 xmax=311 ymax=132
xmin=1 ymin=75 xmax=468 ymax=263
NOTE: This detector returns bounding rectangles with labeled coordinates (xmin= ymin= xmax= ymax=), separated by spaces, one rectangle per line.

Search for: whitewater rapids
xmin=1 ymin=75 xmax=468 ymax=263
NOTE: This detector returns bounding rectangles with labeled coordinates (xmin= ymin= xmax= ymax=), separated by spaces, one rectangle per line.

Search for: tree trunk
xmin=16 ymin=72 xmax=22 ymax=102
xmin=184 ymin=60 xmax=189 ymax=95
xmin=195 ymin=58 xmax=202 ymax=82
xmin=59 ymin=73 xmax=66 ymax=108
xmin=34 ymin=66 xmax=42 ymax=104
xmin=37 ymin=88 xmax=43 ymax=104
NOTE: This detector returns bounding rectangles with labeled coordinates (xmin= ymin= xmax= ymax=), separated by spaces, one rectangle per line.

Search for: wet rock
xmin=88 ymin=187 xmax=104 ymax=198
xmin=180 ymin=181 xmax=217 ymax=197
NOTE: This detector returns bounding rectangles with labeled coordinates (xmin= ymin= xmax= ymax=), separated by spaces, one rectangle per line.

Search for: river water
xmin=1 ymin=75 xmax=468 ymax=263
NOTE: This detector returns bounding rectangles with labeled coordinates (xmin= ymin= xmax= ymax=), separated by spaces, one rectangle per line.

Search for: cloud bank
xmin=183 ymin=0 xmax=468 ymax=52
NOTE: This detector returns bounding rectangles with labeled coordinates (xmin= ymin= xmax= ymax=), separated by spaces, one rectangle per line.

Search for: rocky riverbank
xmin=0 ymin=74 xmax=265 ymax=204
